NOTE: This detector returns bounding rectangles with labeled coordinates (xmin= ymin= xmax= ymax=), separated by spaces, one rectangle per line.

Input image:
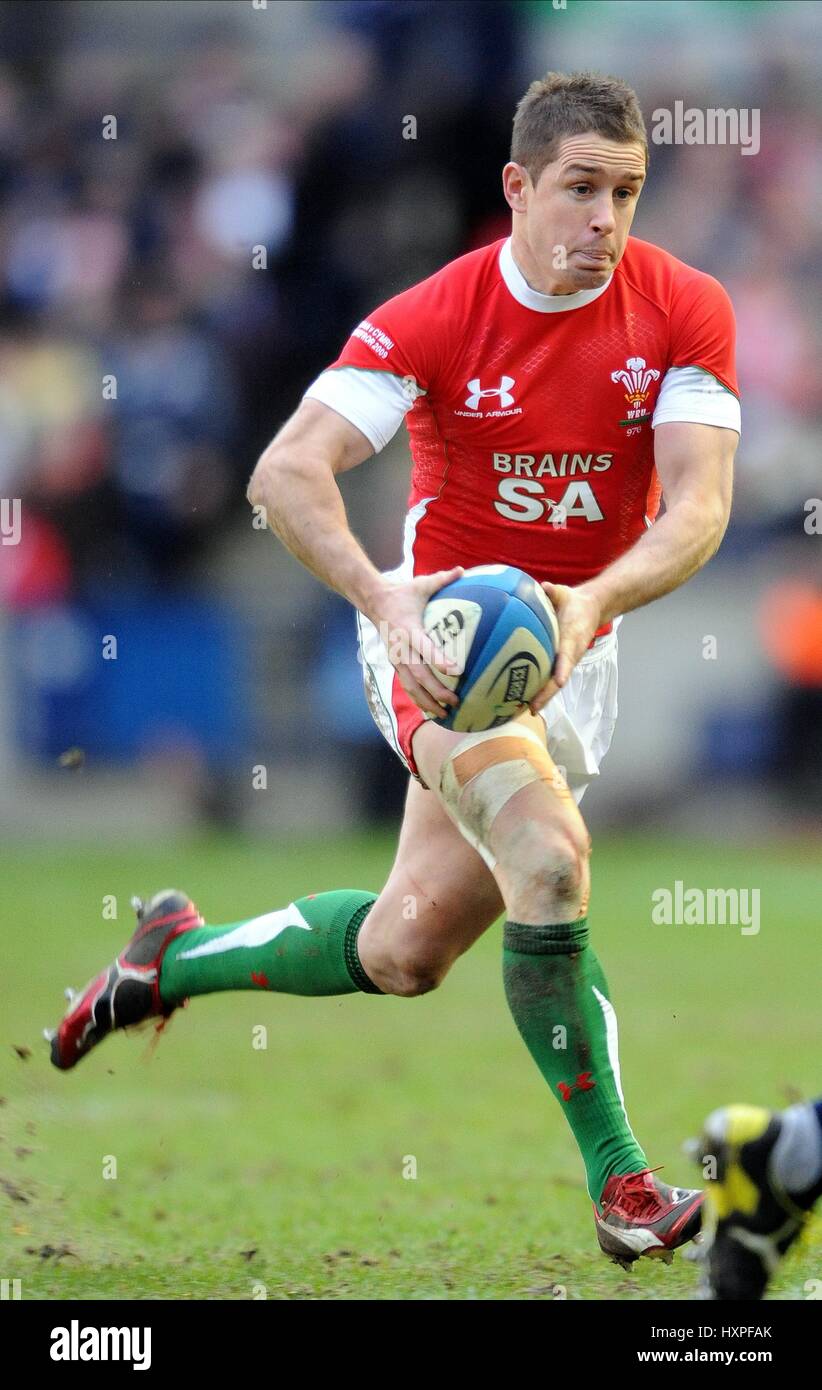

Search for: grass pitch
xmin=1 ymin=831 xmax=819 ymax=1300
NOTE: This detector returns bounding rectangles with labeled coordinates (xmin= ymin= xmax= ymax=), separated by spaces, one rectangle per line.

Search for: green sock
xmin=502 ymin=917 xmax=648 ymax=1206
xmin=159 ymin=890 xmax=382 ymax=1003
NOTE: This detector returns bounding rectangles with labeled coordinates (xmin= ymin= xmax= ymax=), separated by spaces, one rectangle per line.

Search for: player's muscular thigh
xmin=416 ymin=711 xmax=591 ymax=928
xmin=355 ymin=777 xmax=503 ymax=997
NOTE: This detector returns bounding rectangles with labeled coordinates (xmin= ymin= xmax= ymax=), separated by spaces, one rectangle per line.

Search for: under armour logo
xmin=557 ymin=1071 xmax=596 ymax=1101
xmin=465 ymin=375 xmax=515 ymax=411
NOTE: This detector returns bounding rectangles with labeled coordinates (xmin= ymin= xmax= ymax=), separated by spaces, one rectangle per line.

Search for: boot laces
xmin=610 ymin=1166 xmax=667 ymax=1220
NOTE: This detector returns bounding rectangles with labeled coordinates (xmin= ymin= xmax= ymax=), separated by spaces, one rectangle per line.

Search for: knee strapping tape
xmin=439 ymin=723 xmax=561 ymax=870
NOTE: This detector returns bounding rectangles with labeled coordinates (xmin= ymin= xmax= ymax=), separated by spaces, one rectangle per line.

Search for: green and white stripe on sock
xmin=502 ymin=916 xmax=648 ymax=1206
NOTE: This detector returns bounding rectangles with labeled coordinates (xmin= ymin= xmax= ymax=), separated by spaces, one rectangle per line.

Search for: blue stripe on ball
xmin=430 ymin=583 xmax=508 ymax=688
xmin=513 ymin=572 xmax=552 ymax=625
xmin=466 ymin=598 xmax=556 ymax=696
xmin=454 ymin=566 xmax=523 ymax=595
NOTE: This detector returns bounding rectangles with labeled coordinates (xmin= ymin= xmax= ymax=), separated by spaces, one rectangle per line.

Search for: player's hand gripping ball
xmin=422 ymin=565 xmax=559 ymax=731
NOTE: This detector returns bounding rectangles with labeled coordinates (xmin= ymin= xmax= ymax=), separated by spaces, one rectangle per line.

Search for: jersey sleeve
xmin=667 ymin=271 xmax=740 ymax=398
xmin=303 ymin=366 xmax=419 ymax=452
xmin=302 ymin=283 xmax=439 ymax=454
xmin=652 ymin=364 xmax=741 ymax=433
xmin=652 ymin=271 xmax=741 ymax=433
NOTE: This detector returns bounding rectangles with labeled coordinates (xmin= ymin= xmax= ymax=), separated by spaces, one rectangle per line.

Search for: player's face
xmin=504 ymin=133 xmax=647 ymax=292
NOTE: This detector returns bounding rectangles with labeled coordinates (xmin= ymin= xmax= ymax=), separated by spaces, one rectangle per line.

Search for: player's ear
xmin=502 ymin=162 xmax=530 ymax=212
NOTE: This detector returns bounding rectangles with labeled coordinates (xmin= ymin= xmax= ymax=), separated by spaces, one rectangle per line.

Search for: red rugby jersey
xmin=309 ymin=235 xmax=739 ymax=587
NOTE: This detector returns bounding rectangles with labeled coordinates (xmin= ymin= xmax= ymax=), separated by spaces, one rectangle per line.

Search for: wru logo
xmin=610 ymin=357 xmax=660 ymax=406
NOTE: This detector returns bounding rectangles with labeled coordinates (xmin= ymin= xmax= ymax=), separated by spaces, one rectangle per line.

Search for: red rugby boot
xmin=594 ymin=1166 xmax=703 ymax=1267
xmin=46 ymin=890 xmax=203 ymax=1071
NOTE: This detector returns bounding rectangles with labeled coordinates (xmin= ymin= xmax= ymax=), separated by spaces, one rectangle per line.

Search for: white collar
xmin=498 ymin=236 xmax=613 ymax=312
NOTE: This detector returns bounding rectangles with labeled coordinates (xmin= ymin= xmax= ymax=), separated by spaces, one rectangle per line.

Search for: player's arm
xmin=532 ymin=421 xmax=737 ymax=711
xmin=581 ymin=420 xmax=736 ymax=620
xmin=246 ymin=398 xmax=462 ymax=716
xmin=248 ymin=398 xmax=384 ymax=616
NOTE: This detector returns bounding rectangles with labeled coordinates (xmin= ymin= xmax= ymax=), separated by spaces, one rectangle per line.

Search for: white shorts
xmin=357 ymin=610 xmax=619 ymax=805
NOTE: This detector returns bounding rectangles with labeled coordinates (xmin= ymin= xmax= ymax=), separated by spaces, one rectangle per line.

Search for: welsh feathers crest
xmin=610 ymin=356 xmax=660 ymax=405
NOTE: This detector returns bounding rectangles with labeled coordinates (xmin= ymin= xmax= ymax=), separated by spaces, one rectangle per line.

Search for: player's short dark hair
xmin=511 ymin=71 xmax=648 ymax=186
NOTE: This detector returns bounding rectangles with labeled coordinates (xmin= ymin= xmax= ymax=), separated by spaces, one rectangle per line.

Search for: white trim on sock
xmin=592 ymin=984 xmax=643 ymax=1150
xmin=177 ymin=904 xmax=311 ymax=960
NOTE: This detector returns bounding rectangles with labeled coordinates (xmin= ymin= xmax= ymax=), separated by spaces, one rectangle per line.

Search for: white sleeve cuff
xmin=303 ymin=366 xmax=423 ymax=453
xmin=652 ymin=365 xmax=741 ymax=434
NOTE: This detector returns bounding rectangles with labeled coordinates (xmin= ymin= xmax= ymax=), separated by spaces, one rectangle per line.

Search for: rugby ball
xmin=422 ymin=565 xmax=559 ymax=731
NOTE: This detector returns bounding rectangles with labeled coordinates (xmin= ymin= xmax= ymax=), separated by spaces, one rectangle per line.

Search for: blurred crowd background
xmin=0 ymin=0 xmax=819 ymax=840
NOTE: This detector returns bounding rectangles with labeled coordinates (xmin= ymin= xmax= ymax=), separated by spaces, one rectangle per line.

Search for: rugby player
xmin=48 ymin=72 xmax=741 ymax=1268
xmin=690 ymin=1099 xmax=822 ymax=1298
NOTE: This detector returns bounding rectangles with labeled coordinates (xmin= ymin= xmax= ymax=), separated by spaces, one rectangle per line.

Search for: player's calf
xmin=359 ymin=901 xmax=453 ymax=995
